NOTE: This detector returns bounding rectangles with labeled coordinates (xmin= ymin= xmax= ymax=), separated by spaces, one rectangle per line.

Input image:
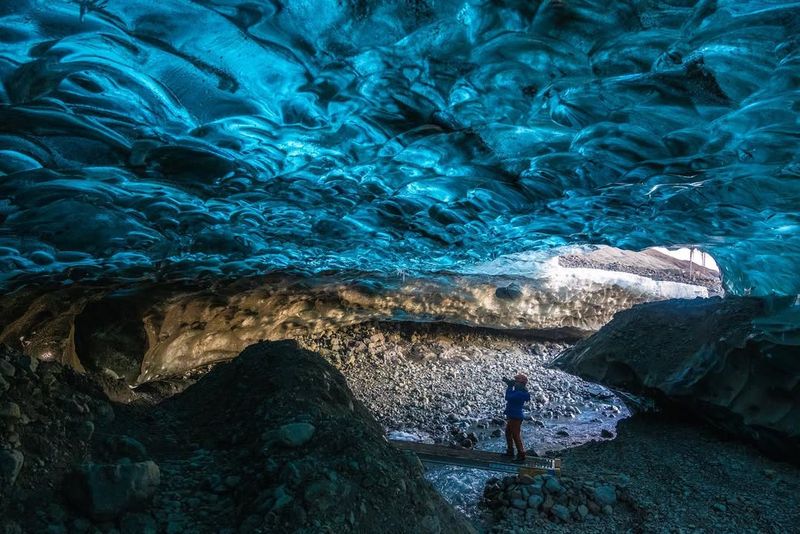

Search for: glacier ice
xmin=0 ymin=0 xmax=799 ymax=297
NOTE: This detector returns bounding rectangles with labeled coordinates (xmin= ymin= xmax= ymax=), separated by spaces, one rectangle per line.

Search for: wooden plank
xmin=390 ymin=440 xmax=561 ymax=476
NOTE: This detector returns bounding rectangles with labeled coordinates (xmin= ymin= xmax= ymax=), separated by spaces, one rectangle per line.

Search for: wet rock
xmin=601 ymin=429 xmax=614 ymax=438
xmin=278 ymin=422 xmax=315 ymax=448
xmin=0 ymin=449 xmax=24 ymax=487
xmin=65 ymin=461 xmax=161 ymax=521
xmin=527 ymin=495 xmax=543 ymax=509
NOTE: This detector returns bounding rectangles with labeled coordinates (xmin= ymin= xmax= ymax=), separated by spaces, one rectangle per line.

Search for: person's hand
xmin=502 ymin=377 xmax=514 ymax=387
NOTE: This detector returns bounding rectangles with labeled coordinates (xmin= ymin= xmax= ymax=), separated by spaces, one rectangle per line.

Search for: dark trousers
xmin=505 ymin=418 xmax=524 ymax=456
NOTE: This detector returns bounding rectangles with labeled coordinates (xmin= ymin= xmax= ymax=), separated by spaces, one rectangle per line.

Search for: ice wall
xmin=1 ymin=1 xmax=799 ymax=296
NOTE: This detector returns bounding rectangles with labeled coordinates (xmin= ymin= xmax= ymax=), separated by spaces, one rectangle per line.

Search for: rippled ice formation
xmin=1 ymin=0 xmax=799 ymax=295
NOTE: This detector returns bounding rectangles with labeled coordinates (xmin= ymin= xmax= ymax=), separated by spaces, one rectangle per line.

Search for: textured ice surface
xmin=1 ymin=0 xmax=799 ymax=295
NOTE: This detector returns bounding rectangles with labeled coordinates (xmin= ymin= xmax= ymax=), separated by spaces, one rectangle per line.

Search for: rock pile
xmin=0 ymin=344 xmax=167 ymax=533
xmin=482 ymin=472 xmax=631 ymax=527
xmin=165 ymin=340 xmax=477 ymax=533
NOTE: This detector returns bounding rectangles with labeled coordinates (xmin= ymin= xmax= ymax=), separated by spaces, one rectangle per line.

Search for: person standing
xmin=502 ymin=374 xmax=530 ymax=463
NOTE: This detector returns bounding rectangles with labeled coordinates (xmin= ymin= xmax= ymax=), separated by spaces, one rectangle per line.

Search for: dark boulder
xmin=553 ymin=296 xmax=800 ymax=463
xmin=170 ymin=340 xmax=476 ymax=533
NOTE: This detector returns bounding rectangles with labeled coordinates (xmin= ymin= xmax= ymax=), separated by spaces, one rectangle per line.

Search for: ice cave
xmin=0 ymin=1 xmax=798 ymax=532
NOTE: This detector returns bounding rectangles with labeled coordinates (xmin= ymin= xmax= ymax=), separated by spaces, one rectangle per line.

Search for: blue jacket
xmin=504 ymin=386 xmax=530 ymax=419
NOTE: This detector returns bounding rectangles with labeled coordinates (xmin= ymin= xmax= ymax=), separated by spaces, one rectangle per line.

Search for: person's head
xmin=514 ymin=373 xmax=528 ymax=389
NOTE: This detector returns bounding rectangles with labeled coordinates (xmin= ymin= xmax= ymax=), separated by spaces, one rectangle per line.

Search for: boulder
xmin=65 ymin=461 xmax=160 ymax=521
xmin=554 ymin=296 xmax=800 ymax=463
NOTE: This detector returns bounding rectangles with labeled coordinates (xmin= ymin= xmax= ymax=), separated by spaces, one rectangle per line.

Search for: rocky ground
xmin=0 ymin=341 xmax=476 ymax=533
xmin=3 ymin=315 xmax=799 ymax=534
xmin=297 ymin=321 xmax=627 ymax=449
xmin=486 ymin=413 xmax=800 ymax=533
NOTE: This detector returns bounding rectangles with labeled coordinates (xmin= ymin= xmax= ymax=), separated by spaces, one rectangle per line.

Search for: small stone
xmin=0 ymin=360 xmax=15 ymax=378
xmin=602 ymin=504 xmax=613 ymax=515
xmin=0 ymin=449 xmax=24 ymax=487
xmin=0 ymin=401 xmax=21 ymax=419
xmin=490 ymin=429 xmax=502 ymax=438
xmin=0 ymin=375 xmax=9 ymax=394
xmin=556 ymin=429 xmax=570 ymax=437
xmin=224 ymin=475 xmax=241 ymax=488
xmin=593 ymin=485 xmax=617 ymax=506
xmin=712 ymin=503 xmax=727 ymax=513
xmin=527 ymin=495 xmax=543 ymax=509
xmin=544 ymin=476 xmax=563 ymax=494
xmin=578 ymin=504 xmax=589 ymax=518
xmin=551 ymin=504 xmax=570 ymax=521
xmin=600 ymin=429 xmax=614 ymax=438
xmin=511 ymin=498 xmax=527 ymax=510
xmin=278 ymin=422 xmax=315 ymax=448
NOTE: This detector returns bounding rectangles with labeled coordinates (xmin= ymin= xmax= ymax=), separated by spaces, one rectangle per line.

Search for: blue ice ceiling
xmin=0 ymin=0 xmax=799 ymax=295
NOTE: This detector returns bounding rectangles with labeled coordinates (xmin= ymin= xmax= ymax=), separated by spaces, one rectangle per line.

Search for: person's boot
xmin=513 ymin=453 xmax=526 ymax=464
xmin=504 ymin=448 xmax=515 ymax=458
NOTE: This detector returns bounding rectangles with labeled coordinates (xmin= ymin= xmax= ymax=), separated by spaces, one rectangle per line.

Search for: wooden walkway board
xmin=390 ymin=440 xmax=561 ymax=476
